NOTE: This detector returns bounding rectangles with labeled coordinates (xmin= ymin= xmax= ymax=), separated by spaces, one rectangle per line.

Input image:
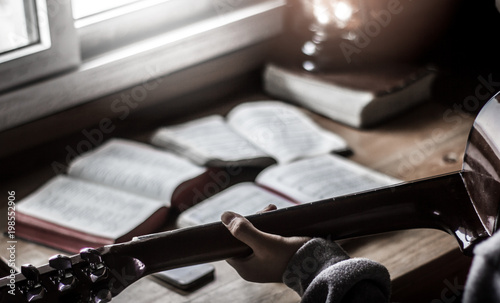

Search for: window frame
xmin=0 ymin=0 xmax=80 ymax=92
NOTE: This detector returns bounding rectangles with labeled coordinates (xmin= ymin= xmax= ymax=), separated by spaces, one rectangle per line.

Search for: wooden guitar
xmin=1 ymin=94 xmax=499 ymax=302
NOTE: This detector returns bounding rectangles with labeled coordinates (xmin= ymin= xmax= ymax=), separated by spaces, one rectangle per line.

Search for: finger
xmin=256 ymin=204 xmax=277 ymax=214
xmin=221 ymin=211 xmax=275 ymax=252
xmin=225 ymin=257 xmax=261 ymax=282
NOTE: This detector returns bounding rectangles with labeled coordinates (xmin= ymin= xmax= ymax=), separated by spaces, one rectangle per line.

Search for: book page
xmin=177 ymin=182 xmax=296 ymax=228
xmin=151 ymin=116 xmax=270 ymax=165
xmin=67 ymin=139 xmax=204 ymax=203
xmin=264 ymin=64 xmax=435 ymax=128
xmin=263 ymin=64 xmax=372 ymax=126
xmin=256 ymin=154 xmax=401 ymax=203
xmin=226 ymin=101 xmax=348 ymax=164
xmin=17 ymin=176 xmax=164 ymax=239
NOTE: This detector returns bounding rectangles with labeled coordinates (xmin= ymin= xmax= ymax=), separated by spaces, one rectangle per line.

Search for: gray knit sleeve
xmin=463 ymin=231 xmax=500 ymax=303
xmin=282 ymin=238 xmax=391 ymax=303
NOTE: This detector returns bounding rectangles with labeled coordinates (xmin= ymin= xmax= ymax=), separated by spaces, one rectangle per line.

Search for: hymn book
xmin=150 ymin=101 xmax=348 ymax=167
xmin=177 ymin=154 xmax=401 ymax=228
xmin=15 ymin=139 xmax=214 ymax=253
xmin=16 ymin=176 xmax=168 ymax=253
xmin=66 ymin=139 xmax=210 ymax=211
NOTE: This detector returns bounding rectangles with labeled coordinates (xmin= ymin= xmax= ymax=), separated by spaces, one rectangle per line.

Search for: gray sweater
xmin=463 ymin=231 xmax=500 ymax=303
xmin=283 ymin=233 xmax=500 ymax=303
xmin=282 ymin=238 xmax=391 ymax=303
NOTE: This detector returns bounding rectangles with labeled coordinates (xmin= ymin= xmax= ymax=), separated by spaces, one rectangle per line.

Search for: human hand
xmin=221 ymin=204 xmax=310 ymax=283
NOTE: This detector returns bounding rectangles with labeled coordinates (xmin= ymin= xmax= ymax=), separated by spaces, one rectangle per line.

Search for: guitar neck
xmin=108 ymin=172 xmax=486 ymax=277
xmin=0 ymin=172 xmax=488 ymax=302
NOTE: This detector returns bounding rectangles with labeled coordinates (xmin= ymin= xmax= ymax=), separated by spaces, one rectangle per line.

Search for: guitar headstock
xmin=0 ymin=247 xmax=145 ymax=303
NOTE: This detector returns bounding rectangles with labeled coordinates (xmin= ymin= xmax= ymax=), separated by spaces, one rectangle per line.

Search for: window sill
xmin=0 ymin=0 xmax=285 ymax=132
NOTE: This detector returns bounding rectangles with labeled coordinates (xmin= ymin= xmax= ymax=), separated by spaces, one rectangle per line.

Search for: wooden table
xmin=0 ymin=92 xmax=475 ymax=302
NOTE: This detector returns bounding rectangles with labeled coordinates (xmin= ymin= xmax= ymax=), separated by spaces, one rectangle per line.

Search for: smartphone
xmin=153 ymin=264 xmax=215 ymax=290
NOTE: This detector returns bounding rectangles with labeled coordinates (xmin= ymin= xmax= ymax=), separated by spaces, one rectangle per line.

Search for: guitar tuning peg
xmin=20 ymin=264 xmax=46 ymax=302
xmin=93 ymin=288 xmax=112 ymax=303
xmin=49 ymin=254 xmax=72 ymax=271
xmin=80 ymin=248 xmax=103 ymax=266
xmin=80 ymin=248 xmax=107 ymax=283
xmin=21 ymin=264 xmax=40 ymax=285
xmin=49 ymin=254 xmax=77 ymax=292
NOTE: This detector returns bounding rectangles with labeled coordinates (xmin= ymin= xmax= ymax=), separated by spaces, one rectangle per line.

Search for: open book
xmin=176 ymin=154 xmax=401 ymax=228
xmin=263 ymin=63 xmax=436 ymax=128
xmin=16 ymin=176 xmax=169 ymax=253
xmin=150 ymin=101 xmax=348 ymax=167
xmin=65 ymin=139 xmax=211 ymax=211
xmin=16 ymin=139 xmax=214 ymax=252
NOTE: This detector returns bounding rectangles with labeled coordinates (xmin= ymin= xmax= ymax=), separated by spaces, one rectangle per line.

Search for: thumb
xmin=221 ymin=211 xmax=275 ymax=252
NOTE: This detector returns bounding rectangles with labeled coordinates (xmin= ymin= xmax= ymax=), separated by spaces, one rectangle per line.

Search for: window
xmin=0 ymin=0 xmax=41 ymax=55
xmin=0 ymin=0 xmax=79 ymax=92
xmin=0 ymin=0 xmax=286 ymax=131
